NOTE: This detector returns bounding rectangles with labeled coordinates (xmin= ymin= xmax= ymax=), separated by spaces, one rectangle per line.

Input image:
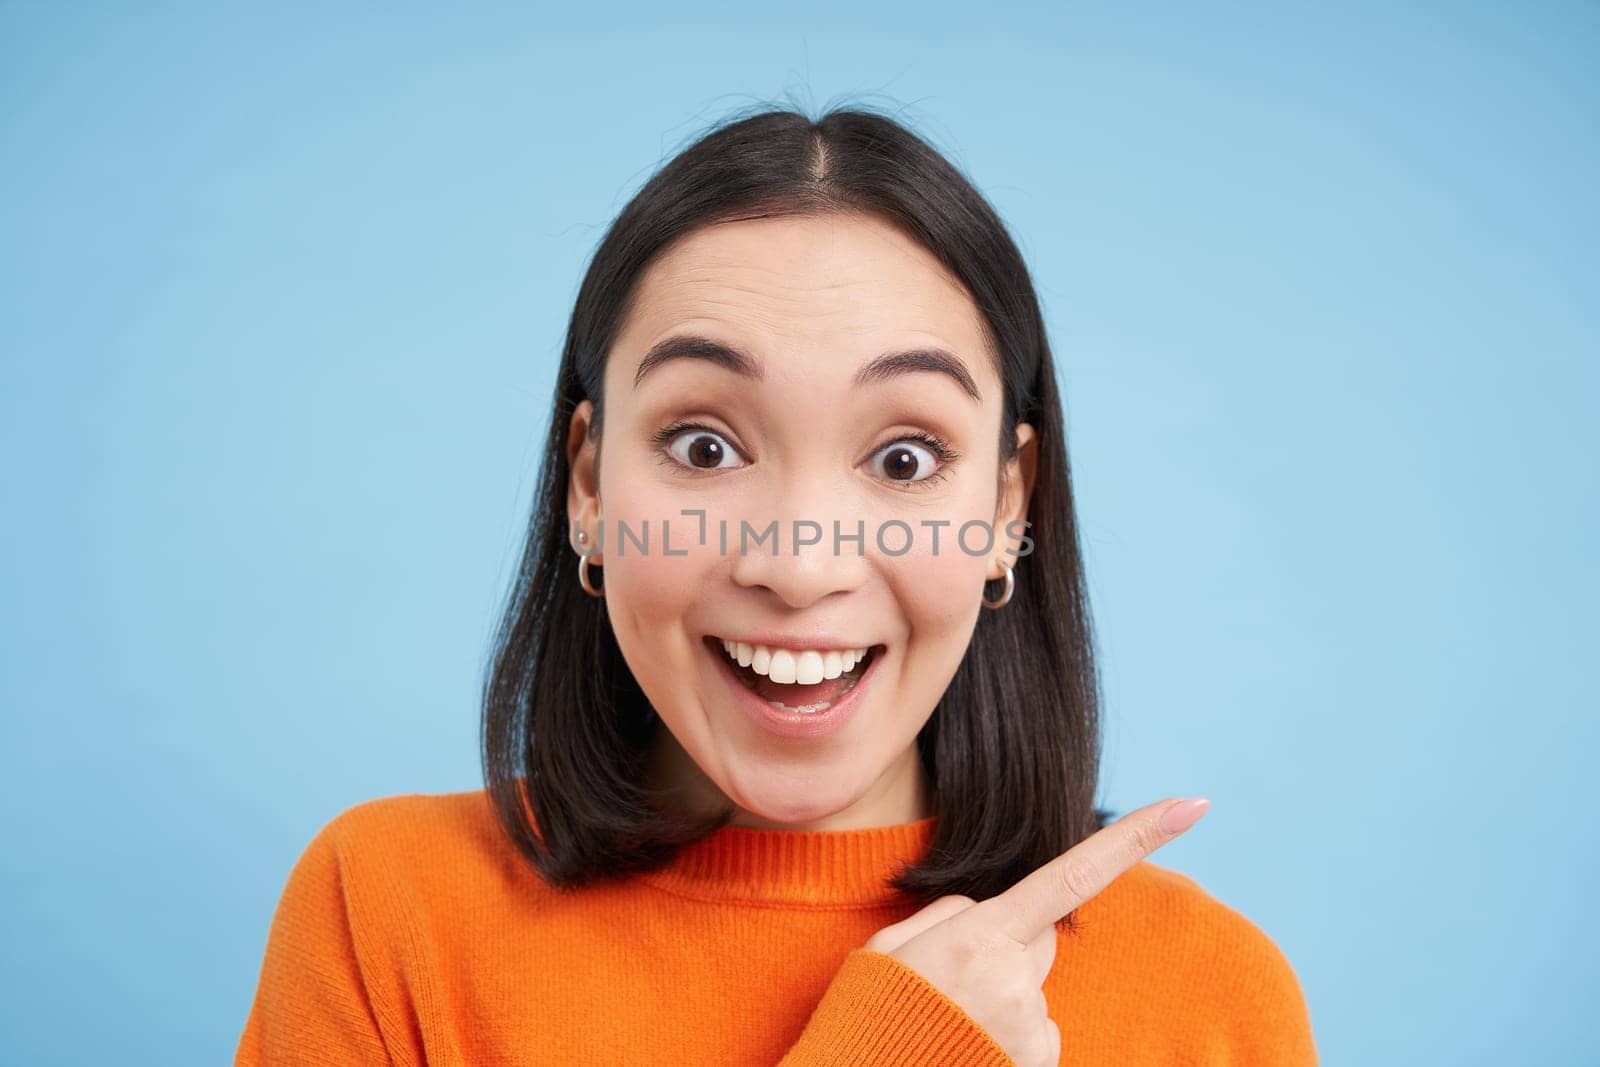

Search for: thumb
xmin=864 ymin=894 xmax=979 ymax=954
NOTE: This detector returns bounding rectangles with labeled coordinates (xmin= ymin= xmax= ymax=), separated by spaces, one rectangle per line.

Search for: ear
xmin=566 ymin=399 xmax=603 ymax=562
xmin=991 ymin=421 xmax=1037 ymax=582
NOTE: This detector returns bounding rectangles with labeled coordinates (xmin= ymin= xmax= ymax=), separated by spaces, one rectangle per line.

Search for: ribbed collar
xmin=638 ymin=815 xmax=941 ymax=908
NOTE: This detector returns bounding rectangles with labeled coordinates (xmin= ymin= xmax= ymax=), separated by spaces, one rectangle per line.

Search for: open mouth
xmin=701 ymin=635 xmax=884 ymax=715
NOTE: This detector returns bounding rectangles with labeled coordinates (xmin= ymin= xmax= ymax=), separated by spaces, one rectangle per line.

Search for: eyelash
xmin=650 ymin=420 xmax=960 ymax=490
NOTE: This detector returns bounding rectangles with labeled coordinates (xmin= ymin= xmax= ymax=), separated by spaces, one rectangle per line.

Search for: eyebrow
xmin=631 ymin=333 xmax=982 ymax=404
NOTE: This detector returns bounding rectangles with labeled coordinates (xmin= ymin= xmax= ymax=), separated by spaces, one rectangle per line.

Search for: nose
xmin=727 ymin=477 xmax=871 ymax=610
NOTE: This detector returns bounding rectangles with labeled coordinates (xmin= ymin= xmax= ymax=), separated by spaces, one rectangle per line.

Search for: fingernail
xmin=1160 ymin=797 xmax=1211 ymax=834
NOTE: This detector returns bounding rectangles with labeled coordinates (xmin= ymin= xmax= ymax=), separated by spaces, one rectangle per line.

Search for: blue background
xmin=3 ymin=3 xmax=1594 ymax=1063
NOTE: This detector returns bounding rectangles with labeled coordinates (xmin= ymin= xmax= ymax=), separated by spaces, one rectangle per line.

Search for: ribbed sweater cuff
xmin=778 ymin=947 xmax=1014 ymax=1066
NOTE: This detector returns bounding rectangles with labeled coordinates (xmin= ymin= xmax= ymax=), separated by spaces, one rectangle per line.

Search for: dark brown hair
xmin=482 ymin=102 xmax=1112 ymax=929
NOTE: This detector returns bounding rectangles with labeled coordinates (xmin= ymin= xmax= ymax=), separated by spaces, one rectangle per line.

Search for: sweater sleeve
xmin=234 ymin=818 xmax=395 ymax=1066
xmin=777 ymin=947 xmax=1015 ymax=1067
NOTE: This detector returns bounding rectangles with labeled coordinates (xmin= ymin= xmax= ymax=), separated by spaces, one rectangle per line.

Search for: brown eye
xmin=869 ymin=440 xmax=938 ymax=482
xmin=668 ymin=429 xmax=739 ymax=470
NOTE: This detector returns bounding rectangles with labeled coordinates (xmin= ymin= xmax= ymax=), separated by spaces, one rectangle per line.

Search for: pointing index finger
xmin=980 ymin=797 xmax=1210 ymax=945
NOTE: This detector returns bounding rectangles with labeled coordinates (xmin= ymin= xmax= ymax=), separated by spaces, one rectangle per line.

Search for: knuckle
xmin=946 ymin=929 xmax=989 ymax=967
xmin=953 ymin=920 xmax=1020 ymax=968
xmin=974 ymin=968 xmax=1032 ymax=1007
xmin=1010 ymin=980 xmax=1039 ymax=1012
xmin=1021 ymin=1029 xmax=1054 ymax=1067
xmin=1128 ymin=816 xmax=1168 ymax=857
xmin=1053 ymin=857 xmax=1104 ymax=903
xmin=929 ymin=894 xmax=979 ymax=924
xmin=863 ymin=929 xmax=896 ymax=954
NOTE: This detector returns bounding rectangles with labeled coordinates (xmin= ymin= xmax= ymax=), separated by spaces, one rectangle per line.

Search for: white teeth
xmin=715 ymin=638 xmax=873 ymax=685
xmin=795 ymin=651 xmax=824 ymax=685
xmin=768 ymin=649 xmax=797 ymax=684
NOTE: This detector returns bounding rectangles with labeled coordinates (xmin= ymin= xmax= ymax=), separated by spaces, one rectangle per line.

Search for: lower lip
xmin=706 ymin=639 xmax=884 ymax=741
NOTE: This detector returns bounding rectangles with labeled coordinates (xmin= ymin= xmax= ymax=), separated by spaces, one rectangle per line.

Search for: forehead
xmin=612 ymin=213 xmax=994 ymax=390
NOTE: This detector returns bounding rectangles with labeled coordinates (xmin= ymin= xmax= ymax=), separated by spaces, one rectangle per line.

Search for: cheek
xmin=600 ymin=536 xmax=713 ymax=733
xmin=888 ymin=538 xmax=987 ymax=641
xmin=895 ymin=475 xmax=1000 ymax=583
xmin=871 ymin=540 xmax=985 ymax=730
xmin=606 ymin=554 xmax=700 ymax=632
xmin=597 ymin=483 xmax=715 ymax=633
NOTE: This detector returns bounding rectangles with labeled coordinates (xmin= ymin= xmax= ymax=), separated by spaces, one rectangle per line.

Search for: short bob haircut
xmin=483 ymin=102 xmax=1112 ymax=931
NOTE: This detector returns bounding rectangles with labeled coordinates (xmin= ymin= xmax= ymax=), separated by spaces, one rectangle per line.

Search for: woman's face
xmin=566 ymin=212 xmax=1035 ymax=830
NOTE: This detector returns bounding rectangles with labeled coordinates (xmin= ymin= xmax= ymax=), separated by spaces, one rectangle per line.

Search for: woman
xmin=236 ymin=106 xmax=1317 ymax=1066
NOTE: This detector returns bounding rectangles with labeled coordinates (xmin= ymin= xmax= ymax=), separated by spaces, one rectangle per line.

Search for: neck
xmin=641 ymin=719 xmax=935 ymax=830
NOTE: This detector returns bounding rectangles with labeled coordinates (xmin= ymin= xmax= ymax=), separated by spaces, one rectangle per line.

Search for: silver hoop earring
xmin=982 ymin=564 xmax=1014 ymax=610
xmin=578 ymin=554 xmax=604 ymax=598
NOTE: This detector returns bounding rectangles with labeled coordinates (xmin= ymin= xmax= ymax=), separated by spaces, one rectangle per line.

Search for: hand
xmin=863 ymin=796 xmax=1211 ymax=1066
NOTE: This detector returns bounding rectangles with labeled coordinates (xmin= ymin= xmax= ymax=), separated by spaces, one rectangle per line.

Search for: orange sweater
xmin=236 ymin=790 xmax=1317 ymax=1065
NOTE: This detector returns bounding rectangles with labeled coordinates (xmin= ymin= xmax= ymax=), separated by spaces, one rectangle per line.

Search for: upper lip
xmin=705 ymin=632 xmax=882 ymax=653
